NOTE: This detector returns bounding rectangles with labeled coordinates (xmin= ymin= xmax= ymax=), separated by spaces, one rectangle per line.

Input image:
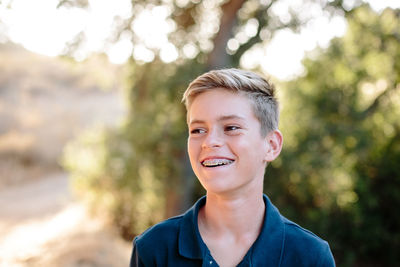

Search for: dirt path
xmin=0 ymin=172 xmax=131 ymax=267
xmin=0 ymin=44 xmax=132 ymax=266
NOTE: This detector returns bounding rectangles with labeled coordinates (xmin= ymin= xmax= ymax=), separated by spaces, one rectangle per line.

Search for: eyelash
xmin=190 ymin=125 xmax=241 ymax=135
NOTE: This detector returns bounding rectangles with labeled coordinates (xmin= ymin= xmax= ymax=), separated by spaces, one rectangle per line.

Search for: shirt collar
xmin=178 ymin=196 xmax=207 ymax=259
xmin=251 ymin=194 xmax=285 ymax=266
xmin=178 ymin=194 xmax=285 ymax=264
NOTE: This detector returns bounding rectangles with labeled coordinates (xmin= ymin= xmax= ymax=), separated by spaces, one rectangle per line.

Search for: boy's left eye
xmin=225 ymin=125 xmax=240 ymax=131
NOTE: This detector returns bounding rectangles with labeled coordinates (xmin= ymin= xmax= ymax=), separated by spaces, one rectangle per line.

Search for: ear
xmin=264 ymin=130 xmax=283 ymax=163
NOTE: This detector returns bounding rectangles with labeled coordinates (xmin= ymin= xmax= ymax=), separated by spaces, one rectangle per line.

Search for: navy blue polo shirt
xmin=130 ymin=194 xmax=335 ymax=266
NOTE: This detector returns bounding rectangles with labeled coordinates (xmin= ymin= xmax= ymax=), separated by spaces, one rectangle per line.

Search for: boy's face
xmin=187 ymin=89 xmax=273 ymax=195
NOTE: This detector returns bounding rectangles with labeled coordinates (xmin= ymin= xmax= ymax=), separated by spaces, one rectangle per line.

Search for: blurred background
xmin=0 ymin=0 xmax=399 ymax=266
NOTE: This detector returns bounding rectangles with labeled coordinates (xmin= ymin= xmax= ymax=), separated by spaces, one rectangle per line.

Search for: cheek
xmin=187 ymin=142 xmax=202 ymax=175
xmin=236 ymin=138 xmax=266 ymax=161
xmin=229 ymin=138 xmax=249 ymax=152
xmin=187 ymin=139 xmax=199 ymax=159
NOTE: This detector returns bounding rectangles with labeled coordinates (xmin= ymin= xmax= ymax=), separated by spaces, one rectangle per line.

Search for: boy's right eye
xmin=190 ymin=128 xmax=205 ymax=135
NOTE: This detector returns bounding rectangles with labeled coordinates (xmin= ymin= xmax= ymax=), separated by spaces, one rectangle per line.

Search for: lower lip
xmin=201 ymin=162 xmax=234 ymax=168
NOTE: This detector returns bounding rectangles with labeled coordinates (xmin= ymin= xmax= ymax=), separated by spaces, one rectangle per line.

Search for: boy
xmin=130 ymin=68 xmax=335 ymax=266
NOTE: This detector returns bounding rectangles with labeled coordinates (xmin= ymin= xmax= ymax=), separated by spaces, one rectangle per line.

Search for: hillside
xmin=0 ymin=43 xmax=131 ymax=266
xmin=0 ymin=42 xmax=126 ymax=188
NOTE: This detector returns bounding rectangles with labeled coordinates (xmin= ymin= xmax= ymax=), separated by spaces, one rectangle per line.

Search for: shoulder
xmin=282 ymin=216 xmax=327 ymax=248
xmin=135 ymin=214 xmax=183 ymax=249
xmin=281 ymin=216 xmax=335 ymax=266
xmin=131 ymin=215 xmax=184 ymax=266
xmin=131 ymin=197 xmax=206 ymax=266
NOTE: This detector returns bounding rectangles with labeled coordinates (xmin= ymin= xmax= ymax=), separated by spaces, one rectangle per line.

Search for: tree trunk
xmin=207 ymin=0 xmax=246 ymax=69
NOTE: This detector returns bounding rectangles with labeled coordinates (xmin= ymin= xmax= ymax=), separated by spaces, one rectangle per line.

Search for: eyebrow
xmin=189 ymin=115 xmax=246 ymax=126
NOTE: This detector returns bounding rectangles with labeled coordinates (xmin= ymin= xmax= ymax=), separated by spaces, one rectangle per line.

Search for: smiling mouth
xmin=201 ymin=158 xmax=234 ymax=167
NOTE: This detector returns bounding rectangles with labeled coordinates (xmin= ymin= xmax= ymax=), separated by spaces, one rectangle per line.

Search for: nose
xmin=202 ymin=128 xmax=223 ymax=149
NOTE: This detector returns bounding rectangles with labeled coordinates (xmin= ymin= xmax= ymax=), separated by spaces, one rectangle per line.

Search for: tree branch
xmin=360 ymin=82 xmax=399 ymax=120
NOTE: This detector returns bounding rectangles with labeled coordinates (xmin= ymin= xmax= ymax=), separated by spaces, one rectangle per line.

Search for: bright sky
xmin=0 ymin=0 xmax=398 ymax=80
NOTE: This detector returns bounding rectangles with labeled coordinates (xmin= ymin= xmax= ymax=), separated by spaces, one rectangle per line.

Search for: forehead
xmin=187 ymin=89 xmax=257 ymax=124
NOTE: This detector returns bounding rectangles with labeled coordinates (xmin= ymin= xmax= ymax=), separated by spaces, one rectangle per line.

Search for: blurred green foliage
xmin=266 ymin=6 xmax=400 ymax=265
xmin=62 ymin=1 xmax=400 ymax=266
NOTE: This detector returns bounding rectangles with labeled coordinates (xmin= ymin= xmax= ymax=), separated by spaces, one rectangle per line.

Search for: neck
xmin=199 ymin=191 xmax=265 ymax=238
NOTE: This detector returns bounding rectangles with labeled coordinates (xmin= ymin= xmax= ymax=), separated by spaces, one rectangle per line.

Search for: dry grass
xmin=0 ymin=43 xmax=131 ymax=266
xmin=0 ymin=42 xmax=126 ymax=187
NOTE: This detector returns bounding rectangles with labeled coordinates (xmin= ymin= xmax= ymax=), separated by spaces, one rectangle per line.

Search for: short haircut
xmin=182 ymin=68 xmax=279 ymax=136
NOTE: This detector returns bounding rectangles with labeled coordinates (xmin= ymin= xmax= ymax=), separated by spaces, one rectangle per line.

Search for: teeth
xmin=202 ymin=159 xmax=233 ymax=167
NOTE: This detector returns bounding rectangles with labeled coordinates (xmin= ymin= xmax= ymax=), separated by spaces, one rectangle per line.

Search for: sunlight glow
xmin=0 ymin=0 xmax=86 ymax=56
xmin=263 ymin=29 xmax=307 ymax=79
xmin=0 ymin=203 xmax=102 ymax=265
xmin=107 ymin=38 xmax=133 ymax=65
xmin=367 ymin=0 xmax=400 ymax=12
xmin=131 ymin=6 xmax=175 ymax=50
xmin=133 ymin=44 xmax=155 ymax=63
xmin=160 ymin=43 xmax=179 ymax=63
xmin=0 ymin=0 xmax=398 ymax=77
xmin=239 ymin=0 xmax=349 ymax=80
xmin=182 ymin=43 xmax=199 ymax=59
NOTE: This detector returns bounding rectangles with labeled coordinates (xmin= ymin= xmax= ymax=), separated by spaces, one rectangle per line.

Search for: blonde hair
xmin=182 ymin=68 xmax=279 ymax=136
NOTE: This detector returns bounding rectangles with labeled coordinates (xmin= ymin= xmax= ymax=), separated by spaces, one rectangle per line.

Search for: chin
xmin=199 ymin=178 xmax=239 ymax=195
